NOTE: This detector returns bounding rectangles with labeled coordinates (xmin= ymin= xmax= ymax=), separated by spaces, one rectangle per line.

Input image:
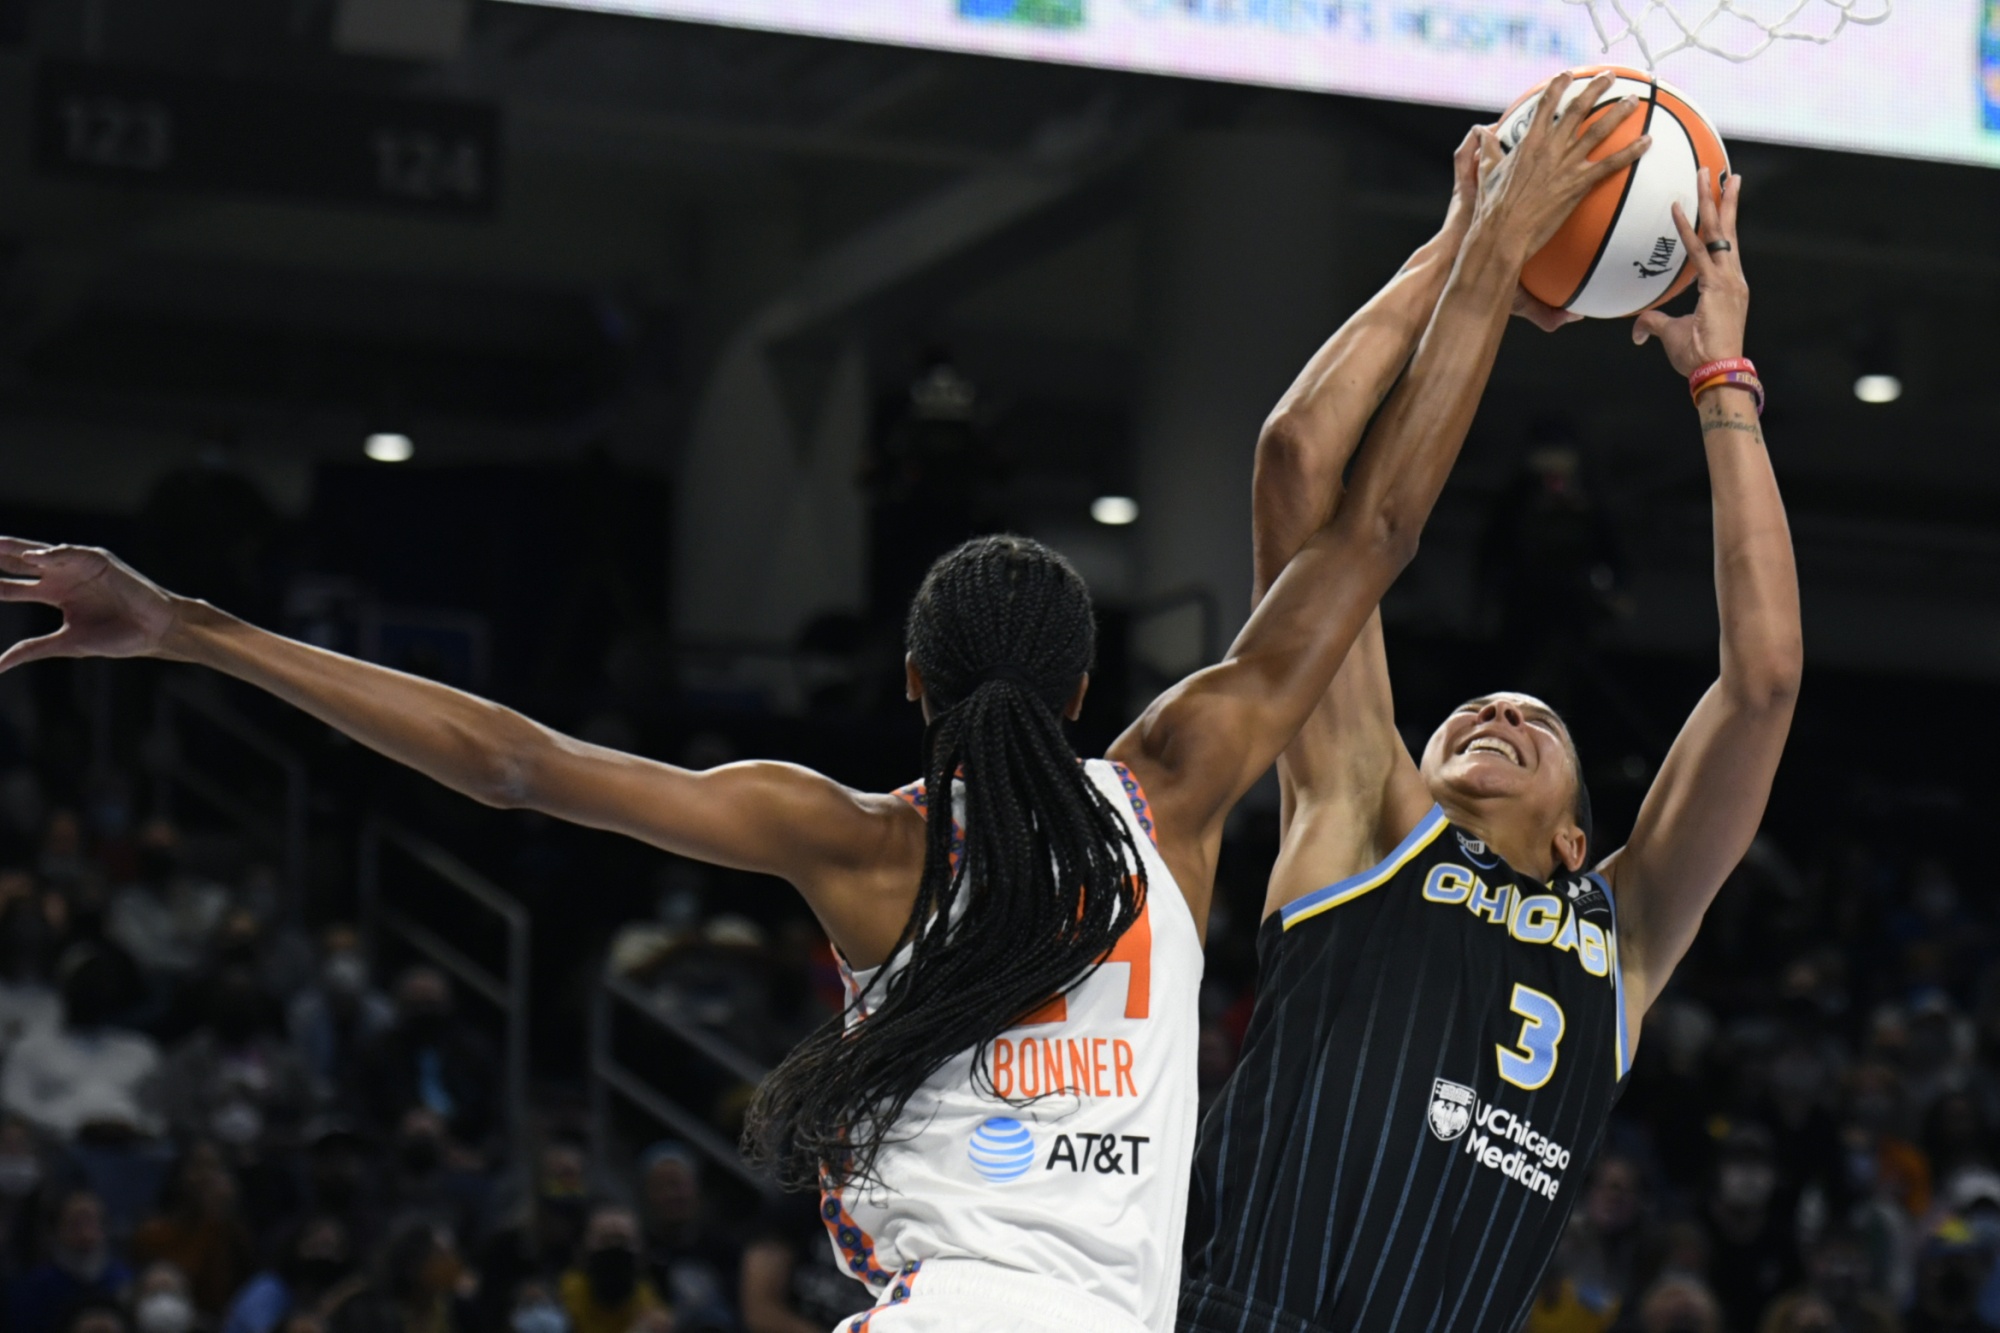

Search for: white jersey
xmin=821 ymin=759 xmax=1203 ymax=1333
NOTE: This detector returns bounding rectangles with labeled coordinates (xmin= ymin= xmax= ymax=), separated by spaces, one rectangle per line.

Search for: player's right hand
xmin=0 ymin=540 xmax=184 ymax=671
xmin=1475 ymin=72 xmax=1653 ymax=264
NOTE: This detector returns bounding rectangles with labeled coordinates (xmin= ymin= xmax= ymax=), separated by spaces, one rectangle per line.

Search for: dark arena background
xmin=0 ymin=2 xmax=1996 ymax=1332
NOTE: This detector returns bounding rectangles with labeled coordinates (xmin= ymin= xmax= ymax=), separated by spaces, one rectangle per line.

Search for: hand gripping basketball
xmin=1474 ymin=72 xmax=1653 ymax=267
xmin=1632 ymin=168 xmax=1749 ymax=379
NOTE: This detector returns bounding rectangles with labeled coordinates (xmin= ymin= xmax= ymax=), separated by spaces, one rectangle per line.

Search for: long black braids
xmin=743 ymin=534 xmax=1148 ymax=1191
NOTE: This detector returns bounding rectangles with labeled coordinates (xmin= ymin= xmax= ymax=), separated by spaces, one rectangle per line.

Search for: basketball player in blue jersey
xmin=0 ymin=76 xmax=1642 ymax=1333
xmin=1180 ymin=151 xmax=1800 ymax=1331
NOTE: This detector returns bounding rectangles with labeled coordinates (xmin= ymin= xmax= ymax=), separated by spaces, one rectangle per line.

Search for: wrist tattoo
xmin=1701 ymin=417 xmax=1761 ymax=438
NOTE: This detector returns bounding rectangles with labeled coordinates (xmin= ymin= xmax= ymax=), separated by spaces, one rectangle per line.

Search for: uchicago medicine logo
xmin=1427 ymin=1081 xmax=1571 ymax=1200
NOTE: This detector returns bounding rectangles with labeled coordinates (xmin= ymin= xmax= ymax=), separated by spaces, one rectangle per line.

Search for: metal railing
xmin=148 ymin=675 xmax=310 ymax=914
xmin=590 ymin=969 xmax=776 ymax=1197
xmin=359 ymin=818 xmax=530 ymax=1162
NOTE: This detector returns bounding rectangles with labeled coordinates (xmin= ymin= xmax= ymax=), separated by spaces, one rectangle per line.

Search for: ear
xmin=1552 ymin=822 xmax=1588 ymax=874
xmin=905 ymin=656 xmax=923 ymax=703
xmin=1065 ymin=673 xmax=1090 ymax=722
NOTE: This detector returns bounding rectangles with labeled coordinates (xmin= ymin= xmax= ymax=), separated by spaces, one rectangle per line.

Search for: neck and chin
xmin=1430 ymin=790 xmax=1580 ymax=885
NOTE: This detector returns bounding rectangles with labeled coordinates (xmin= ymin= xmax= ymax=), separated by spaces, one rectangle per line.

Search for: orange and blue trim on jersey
xmin=1106 ymin=762 xmax=1160 ymax=849
xmin=894 ymin=779 xmax=964 ymax=871
xmin=1280 ymin=805 xmax=1451 ymax=931
xmin=897 ymin=766 xmax=1160 ymax=854
xmin=1592 ymin=871 xmax=1633 ymax=1081
xmin=847 ymin=1261 xmax=924 ymax=1331
xmin=820 ymin=1188 xmax=897 ymax=1290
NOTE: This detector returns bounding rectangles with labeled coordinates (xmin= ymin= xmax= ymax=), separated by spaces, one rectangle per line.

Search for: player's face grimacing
xmin=1419 ymin=692 xmax=1588 ymax=874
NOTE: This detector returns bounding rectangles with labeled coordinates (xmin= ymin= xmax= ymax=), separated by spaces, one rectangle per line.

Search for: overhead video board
xmin=499 ymin=0 xmax=2000 ymax=169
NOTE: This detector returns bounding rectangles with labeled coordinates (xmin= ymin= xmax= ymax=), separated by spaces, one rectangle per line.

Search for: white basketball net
xmin=1559 ymin=0 xmax=1893 ymax=67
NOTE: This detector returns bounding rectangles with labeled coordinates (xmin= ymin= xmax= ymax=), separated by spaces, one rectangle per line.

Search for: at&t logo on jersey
xmin=1426 ymin=1084 xmax=1573 ymax=1200
xmin=967 ymin=1117 xmax=1037 ymax=1183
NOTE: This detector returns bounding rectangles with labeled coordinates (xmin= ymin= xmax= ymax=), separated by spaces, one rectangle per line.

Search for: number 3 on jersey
xmin=1497 ymin=984 xmax=1565 ymax=1090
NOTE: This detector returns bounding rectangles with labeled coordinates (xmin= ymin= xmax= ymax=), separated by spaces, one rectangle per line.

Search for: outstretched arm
xmin=1601 ymin=171 xmax=1803 ymax=1016
xmin=0 ymin=546 xmax=913 ymax=962
xmin=1253 ymin=133 xmax=1573 ymax=907
xmin=1113 ymin=76 xmax=1650 ymax=921
xmin=1253 ymin=134 xmax=1575 ymax=605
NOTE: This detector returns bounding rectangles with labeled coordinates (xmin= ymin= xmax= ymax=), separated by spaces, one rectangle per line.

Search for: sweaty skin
xmin=1252 ymin=161 xmax=1801 ymax=1057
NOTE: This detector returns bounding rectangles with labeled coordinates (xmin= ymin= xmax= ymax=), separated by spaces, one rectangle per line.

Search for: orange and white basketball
xmin=1497 ymin=65 xmax=1731 ymax=320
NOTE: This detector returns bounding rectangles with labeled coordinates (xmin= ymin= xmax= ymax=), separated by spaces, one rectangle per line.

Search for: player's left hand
xmin=1632 ymin=169 xmax=1748 ymax=375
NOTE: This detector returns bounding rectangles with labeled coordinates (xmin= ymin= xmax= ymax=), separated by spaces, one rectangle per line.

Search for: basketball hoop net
xmin=1559 ymin=0 xmax=1893 ymax=67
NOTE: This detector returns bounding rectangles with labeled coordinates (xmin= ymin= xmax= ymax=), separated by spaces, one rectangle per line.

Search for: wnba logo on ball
xmin=967 ymin=1117 xmax=1037 ymax=1183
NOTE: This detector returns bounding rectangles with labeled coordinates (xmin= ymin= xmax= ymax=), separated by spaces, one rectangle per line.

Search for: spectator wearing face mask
xmin=132 ymin=1261 xmax=198 ymax=1333
xmin=222 ymin=1216 xmax=358 ymax=1333
xmin=739 ymin=1192 xmax=871 ymax=1333
xmin=353 ymin=969 xmax=497 ymax=1152
xmin=638 ymin=1144 xmax=736 ymax=1333
xmin=560 ymin=1206 xmax=667 ymax=1333
xmin=160 ymin=965 xmax=313 ymax=1149
xmin=1909 ymin=1216 xmax=1999 ymax=1333
xmin=1759 ymin=1228 xmax=1899 ymax=1333
xmin=1702 ymin=1124 xmax=1802 ymax=1333
xmin=1558 ymin=1154 xmax=1656 ymax=1321
xmin=384 ymin=1111 xmax=488 ymax=1248
xmin=508 ymin=1280 xmax=568 ymax=1333
xmin=471 ymin=1143 xmax=590 ymax=1333
xmin=0 ymin=871 xmax=61 ymax=1057
xmin=131 ymin=1143 xmax=256 ymax=1318
xmin=8 ymin=1189 xmax=133 ymax=1333
xmin=104 ymin=820 xmax=227 ymax=981
xmin=288 ymin=929 xmax=394 ymax=1103
xmin=325 ymin=1217 xmax=466 ymax=1333
xmin=2 ymin=945 xmax=160 ymax=1140
xmin=63 ymin=1300 xmax=131 ymax=1333
xmin=0 ymin=1115 xmax=49 ymax=1275
xmin=300 ymin=1120 xmax=387 ymax=1257
xmin=1841 ymin=1061 xmax=1932 ymax=1241
xmin=1631 ymin=1275 xmax=1724 ymax=1333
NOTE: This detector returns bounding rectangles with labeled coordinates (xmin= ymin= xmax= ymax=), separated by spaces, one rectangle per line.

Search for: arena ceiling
xmin=0 ymin=0 xmax=1997 ymax=678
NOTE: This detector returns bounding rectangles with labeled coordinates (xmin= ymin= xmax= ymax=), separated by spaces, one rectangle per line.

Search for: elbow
xmin=1357 ymin=499 xmax=1425 ymax=575
xmin=465 ymin=706 xmax=545 ymax=810
xmin=1257 ymin=411 xmax=1340 ymax=499
xmin=1730 ymin=641 xmax=1804 ymax=714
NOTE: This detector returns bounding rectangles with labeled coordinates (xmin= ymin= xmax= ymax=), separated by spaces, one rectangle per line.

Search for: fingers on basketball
xmin=1532 ymin=73 xmax=1575 ymax=138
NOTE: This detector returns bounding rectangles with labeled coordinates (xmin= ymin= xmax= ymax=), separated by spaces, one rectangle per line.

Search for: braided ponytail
xmin=744 ymin=535 xmax=1146 ymax=1191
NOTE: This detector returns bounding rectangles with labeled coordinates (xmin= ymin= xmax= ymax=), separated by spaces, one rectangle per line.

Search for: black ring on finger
xmin=1705 ymin=240 xmax=1733 ymax=254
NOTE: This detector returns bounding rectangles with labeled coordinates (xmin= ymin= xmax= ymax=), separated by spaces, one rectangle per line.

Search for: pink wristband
xmin=1693 ymin=370 xmax=1765 ymax=417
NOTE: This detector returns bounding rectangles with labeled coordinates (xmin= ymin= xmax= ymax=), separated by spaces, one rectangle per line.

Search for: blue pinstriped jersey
xmin=1180 ymin=807 xmax=1629 ymax=1333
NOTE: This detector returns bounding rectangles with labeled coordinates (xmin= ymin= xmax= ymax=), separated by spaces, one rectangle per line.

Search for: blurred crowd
xmin=1513 ymin=840 xmax=2000 ymax=1333
xmin=0 ymin=672 xmax=1986 ymax=1333
xmin=0 ymin=739 xmax=888 ymax=1333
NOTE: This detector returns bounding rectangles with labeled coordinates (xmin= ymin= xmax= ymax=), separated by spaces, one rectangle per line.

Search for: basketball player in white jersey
xmin=0 ymin=77 xmax=1642 ymax=1333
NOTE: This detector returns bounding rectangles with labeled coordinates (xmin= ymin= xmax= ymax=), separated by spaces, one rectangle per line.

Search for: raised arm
xmin=0 ymin=544 xmax=915 ymax=962
xmin=1600 ymin=171 xmax=1803 ymax=1015
xmin=1252 ymin=133 xmax=1574 ymax=904
xmin=1113 ymin=76 xmax=1650 ymax=916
